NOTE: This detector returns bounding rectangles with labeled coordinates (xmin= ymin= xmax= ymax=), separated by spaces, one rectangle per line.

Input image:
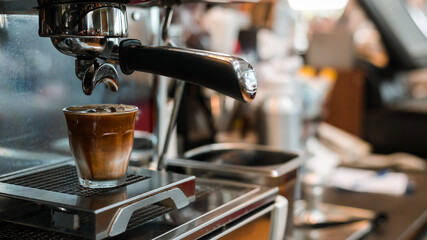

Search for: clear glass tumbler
xmin=63 ymin=104 xmax=138 ymax=188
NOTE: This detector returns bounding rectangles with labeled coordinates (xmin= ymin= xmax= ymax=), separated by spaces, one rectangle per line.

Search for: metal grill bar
xmin=0 ymin=205 xmax=174 ymax=239
xmin=126 ymin=204 xmax=173 ymax=230
xmin=0 ymin=222 xmax=80 ymax=240
xmin=0 ymin=165 xmax=148 ymax=197
xmin=0 ymin=204 xmax=174 ymax=239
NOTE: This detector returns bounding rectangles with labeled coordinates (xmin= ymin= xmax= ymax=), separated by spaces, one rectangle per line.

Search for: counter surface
xmin=323 ymin=171 xmax=427 ymax=239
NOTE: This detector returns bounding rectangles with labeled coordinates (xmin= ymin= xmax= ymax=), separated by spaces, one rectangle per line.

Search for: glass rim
xmin=63 ymin=104 xmax=138 ymax=115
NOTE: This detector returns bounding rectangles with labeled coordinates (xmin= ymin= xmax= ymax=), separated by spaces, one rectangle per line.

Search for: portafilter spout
xmin=39 ymin=2 xmax=126 ymax=95
xmin=38 ymin=1 xmax=257 ymax=101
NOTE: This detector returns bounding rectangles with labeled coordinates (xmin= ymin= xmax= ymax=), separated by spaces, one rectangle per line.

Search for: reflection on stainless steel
xmin=0 ymin=0 xmax=37 ymax=13
xmin=175 ymin=143 xmax=299 ymax=239
xmin=114 ymin=178 xmax=279 ymax=240
xmin=81 ymin=62 xmax=119 ymax=95
xmin=0 ymin=14 xmax=6 ymax=30
xmin=39 ymin=1 xmax=128 ymax=95
xmin=293 ymin=220 xmax=373 ymax=240
xmin=232 ymin=58 xmax=258 ymax=101
xmin=0 ymin=147 xmax=71 ymax=177
xmin=39 ymin=3 xmax=127 ymax=38
xmin=293 ymin=201 xmax=376 ymax=240
xmin=156 ymin=6 xmax=183 ymax=171
xmin=0 ymin=178 xmax=281 ymax=240
xmin=293 ymin=201 xmax=375 ymax=227
xmin=0 ymin=162 xmax=195 ymax=239
xmin=205 ymin=195 xmax=288 ymax=240
xmin=108 ymin=188 xmax=190 ymax=237
xmin=173 ymin=143 xmax=301 ymax=186
xmin=51 ymin=37 xmax=107 ymax=58
xmin=0 ymin=147 xmax=69 ymax=162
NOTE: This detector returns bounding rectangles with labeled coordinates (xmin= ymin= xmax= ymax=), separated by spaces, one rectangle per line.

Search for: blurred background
xmin=171 ymin=0 xmax=427 ymax=160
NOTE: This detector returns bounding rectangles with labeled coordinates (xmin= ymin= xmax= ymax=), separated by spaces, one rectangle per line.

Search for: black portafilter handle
xmin=119 ymin=39 xmax=257 ymax=102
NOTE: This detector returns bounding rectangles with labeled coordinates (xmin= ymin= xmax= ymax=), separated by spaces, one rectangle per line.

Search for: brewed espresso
xmin=64 ymin=104 xmax=138 ymax=184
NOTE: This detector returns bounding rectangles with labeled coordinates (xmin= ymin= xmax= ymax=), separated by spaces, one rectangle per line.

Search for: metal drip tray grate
xmin=0 ymin=205 xmax=174 ymax=240
xmin=0 ymin=222 xmax=80 ymax=240
xmin=126 ymin=204 xmax=172 ymax=230
xmin=0 ymin=165 xmax=196 ymax=239
xmin=0 ymin=165 xmax=148 ymax=197
xmin=0 ymin=182 xmax=220 ymax=240
xmin=0 ymin=179 xmax=275 ymax=240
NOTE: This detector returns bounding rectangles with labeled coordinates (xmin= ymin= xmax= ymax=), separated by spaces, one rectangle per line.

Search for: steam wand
xmin=154 ymin=6 xmax=185 ymax=171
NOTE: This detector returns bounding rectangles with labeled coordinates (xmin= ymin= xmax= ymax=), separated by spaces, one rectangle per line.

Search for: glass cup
xmin=63 ymin=104 xmax=138 ymax=188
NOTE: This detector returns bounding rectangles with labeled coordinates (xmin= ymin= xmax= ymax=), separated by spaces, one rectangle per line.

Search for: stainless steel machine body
xmin=176 ymin=143 xmax=301 ymax=187
xmin=0 ymin=161 xmax=196 ymax=239
xmin=0 ymin=2 xmax=286 ymax=240
xmin=0 ymin=175 xmax=283 ymax=240
xmin=0 ymin=6 xmax=189 ymax=239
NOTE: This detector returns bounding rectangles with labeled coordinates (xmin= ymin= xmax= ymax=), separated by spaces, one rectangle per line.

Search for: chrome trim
xmin=39 ymin=2 xmax=127 ymax=38
xmin=231 ymin=58 xmax=257 ymax=101
xmin=51 ymin=37 xmax=106 ymax=58
xmin=108 ymin=188 xmax=190 ymax=237
xmin=153 ymin=179 xmax=278 ymax=240
xmin=175 ymin=143 xmax=302 ymax=186
xmin=140 ymin=46 xmax=257 ymax=102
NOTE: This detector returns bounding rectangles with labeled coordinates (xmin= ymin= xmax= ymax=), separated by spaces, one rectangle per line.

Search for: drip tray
xmin=0 ymin=162 xmax=196 ymax=240
xmin=0 ymin=204 xmax=173 ymax=240
xmin=0 ymin=178 xmax=279 ymax=240
xmin=1 ymin=165 xmax=148 ymax=197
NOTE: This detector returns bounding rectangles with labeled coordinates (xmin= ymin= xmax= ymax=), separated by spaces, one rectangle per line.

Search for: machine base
xmin=0 ymin=162 xmax=196 ymax=240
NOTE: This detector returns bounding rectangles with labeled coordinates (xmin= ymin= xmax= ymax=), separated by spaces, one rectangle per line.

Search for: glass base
xmin=79 ymin=177 xmax=126 ymax=189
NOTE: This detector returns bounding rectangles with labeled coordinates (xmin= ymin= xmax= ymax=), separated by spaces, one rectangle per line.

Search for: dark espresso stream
xmin=64 ymin=104 xmax=138 ymax=188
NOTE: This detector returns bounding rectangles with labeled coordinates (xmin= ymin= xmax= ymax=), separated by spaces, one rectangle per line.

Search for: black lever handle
xmin=119 ymin=39 xmax=257 ymax=102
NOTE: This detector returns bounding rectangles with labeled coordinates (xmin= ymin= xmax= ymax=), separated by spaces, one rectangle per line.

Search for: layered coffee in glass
xmin=63 ymin=104 xmax=138 ymax=188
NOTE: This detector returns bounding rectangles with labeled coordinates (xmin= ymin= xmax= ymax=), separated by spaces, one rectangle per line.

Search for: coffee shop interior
xmin=0 ymin=0 xmax=426 ymax=239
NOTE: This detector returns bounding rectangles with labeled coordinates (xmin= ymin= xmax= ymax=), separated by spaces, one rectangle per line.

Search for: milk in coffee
xmin=63 ymin=104 xmax=138 ymax=188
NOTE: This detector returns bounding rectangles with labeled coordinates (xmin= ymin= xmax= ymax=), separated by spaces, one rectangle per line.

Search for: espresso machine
xmin=0 ymin=1 xmax=288 ymax=239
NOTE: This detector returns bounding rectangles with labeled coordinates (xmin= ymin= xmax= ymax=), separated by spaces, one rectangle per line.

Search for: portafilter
xmin=38 ymin=1 xmax=257 ymax=102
